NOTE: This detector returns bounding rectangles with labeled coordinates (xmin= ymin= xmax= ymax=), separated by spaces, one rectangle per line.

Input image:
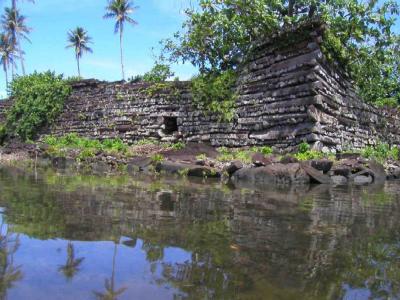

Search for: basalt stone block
xmin=310 ymin=159 xmax=333 ymax=173
xmin=331 ymin=175 xmax=348 ymax=185
xmin=223 ymin=160 xmax=244 ymax=176
xmin=353 ymin=175 xmax=373 ymax=185
xmin=232 ymin=163 xmax=310 ymax=185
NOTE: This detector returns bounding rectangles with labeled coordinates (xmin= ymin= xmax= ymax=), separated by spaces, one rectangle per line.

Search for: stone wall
xmin=2 ymin=22 xmax=400 ymax=151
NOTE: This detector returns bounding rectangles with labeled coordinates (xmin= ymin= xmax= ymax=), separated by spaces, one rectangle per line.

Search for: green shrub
xmin=294 ymin=150 xmax=324 ymax=161
xmin=76 ymin=148 xmax=96 ymax=162
xmin=298 ymin=142 xmax=311 ymax=154
xmin=294 ymin=142 xmax=324 ymax=161
xmin=361 ymin=143 xmax=399 ymax=163
xmin=216 ymin=147 xmax=252 ymax=164
xmin=191 ymin=70 xmax=237 ymax=122
xmin=42 ymin=134 xmax=129 ymax=158
xmin=102 ymin=138 xmax=128 ymax=153
xmin=169 ymin=141 xmax=185 ymax=150
xmin=151 ymin=153 xmax=164 ymax=163
xmin=251 ymin=146 xmax=273 ymax=155
xmin=6 ymin=71 xmax=72 ymax=141
xmin=142 ymin=63 xmax=174 ymax=83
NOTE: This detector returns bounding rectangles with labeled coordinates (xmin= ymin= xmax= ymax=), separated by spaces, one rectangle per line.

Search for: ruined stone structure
xmin=2 ymin=22 xmax=400 ymax=151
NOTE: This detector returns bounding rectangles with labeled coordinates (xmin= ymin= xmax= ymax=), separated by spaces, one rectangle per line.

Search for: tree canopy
xmin=163 ymin=0 xmax=400 ymax=105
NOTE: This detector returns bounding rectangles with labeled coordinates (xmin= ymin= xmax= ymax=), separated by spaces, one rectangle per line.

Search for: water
xmin=0 ymin=166 xmax=400 ymax=300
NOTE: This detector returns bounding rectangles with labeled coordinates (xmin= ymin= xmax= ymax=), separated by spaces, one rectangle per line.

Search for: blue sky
xmin=0 ymin=0 xmax=198 ymax=96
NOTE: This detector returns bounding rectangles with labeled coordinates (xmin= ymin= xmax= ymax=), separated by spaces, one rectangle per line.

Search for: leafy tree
xmin=1 ymin=7 xmax=31 ymax=76
xmin=5 ymin=71 xmax=71 ymax=140
xmin=163 ymin=0 xmax=400 ymax=105
xmin=104 ymin=0 xmax=139 ymax=81
xmin=66 ymin=27 xmax=93 ymax=77
xmin=142 ymin=63 xmax=174 ymax=83
xmin=0 ymin=33 xmax=16 ymax=87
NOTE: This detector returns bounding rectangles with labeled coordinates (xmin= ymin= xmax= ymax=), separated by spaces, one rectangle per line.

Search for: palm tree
xmin=104 ymin=0 xmax=138 ymax=81
xmin=66 ymin=27 xmax=93 ymax=77
xmin=11 ymin=0 xmax=35 ymax=10
xmin=0 ymin=33 xmax=17 ymax=87
xmin=93 ymin=242 xmax=126 ymax=300
xmin=58 ymin=242 xmax=85 ymax=281
xmin=1 ymin=7 xmax=31 ymax=75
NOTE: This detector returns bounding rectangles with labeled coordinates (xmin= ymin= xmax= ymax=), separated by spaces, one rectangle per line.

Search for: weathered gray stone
xmin=301 ymin=163 xmax=331 ymax=184
xmin=331 ymin=175 xmax=348 ymax=185
xmin=223 ymin=160 xmax=243 ymax=176
xmin=232 ymin=163 xmax=310 ymax=185
xmin=127 ymin=157 xmax=152 ymax=173
xmin=310 ymin=159 xmax=333 ymax=173
xmin=354 ymin=175 xmax=373 ymax=185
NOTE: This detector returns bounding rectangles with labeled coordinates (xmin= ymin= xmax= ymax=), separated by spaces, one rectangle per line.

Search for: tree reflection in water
xmin=93 ymin=241 xmax=127 ymax=300
xmin=58 ymin=241 xmax=84 ymax=281
xmin=0 ymin=222 xmax=22 ymax=300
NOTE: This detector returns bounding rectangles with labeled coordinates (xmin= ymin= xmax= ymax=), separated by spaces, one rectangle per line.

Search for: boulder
xmin=330 ymin=165 xmax=351 ymax=177
xmin=367 ymin=160 xmax=386 ymax=183
xmin=388 ymin=166 xmax=400 ymax=179
xmin=127 ymin=157 xmax=152 ymax=173
xmin=252 ymin=153 xmax=274 ymax=167
xmin=301 ymin=163 xmax=331 ymax=184
xmin=310 ymin=159 xmax=333 ymax=173
xmin=331 ymin=175 xmax=348 ymax=185
xmin=232 ymin=163 xmax=310 ymax=185
xmin=223 ymin=160 xmax=243 ymax=176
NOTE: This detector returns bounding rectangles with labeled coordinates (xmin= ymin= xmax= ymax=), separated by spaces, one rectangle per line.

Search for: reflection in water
xmin=0 ymin=222 xmax=22 ymax=300
xmin=0 ymin=166 xmax=399 ymax=299
xmin=93 ymin=242 xmax=127 ymax=300
xmin=59 ymin=242 xmax=84 ymax=281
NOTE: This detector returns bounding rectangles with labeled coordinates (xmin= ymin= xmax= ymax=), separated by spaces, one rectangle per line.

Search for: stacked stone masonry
xmin=2 ymin=23 xmax=400 ymax=151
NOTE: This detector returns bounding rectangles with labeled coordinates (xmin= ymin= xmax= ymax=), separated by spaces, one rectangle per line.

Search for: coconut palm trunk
xmin=76 ymin=54 xmax=81 ymax=77
xmin=17 ymin=37 xmax=25 ymax=75
xmin=119 ymin=25 xmax=125 ymax=80
xmin=3 ymin=65 xmax=8 ymax=87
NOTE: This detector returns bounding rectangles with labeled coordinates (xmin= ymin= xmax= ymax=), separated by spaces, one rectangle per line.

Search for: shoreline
xmin=1 ymin=140 xmax=400 ymax=187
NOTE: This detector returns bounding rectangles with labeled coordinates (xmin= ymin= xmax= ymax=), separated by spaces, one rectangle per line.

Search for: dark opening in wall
xmin=163 ymin=117 xmax=178 ymax=135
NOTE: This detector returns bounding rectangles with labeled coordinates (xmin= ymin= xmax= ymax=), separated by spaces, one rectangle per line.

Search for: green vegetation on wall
xmin=4 ymin=71 xmax=71 ymax=141
xmin=191 ymin=70 xmax=237 ymax=122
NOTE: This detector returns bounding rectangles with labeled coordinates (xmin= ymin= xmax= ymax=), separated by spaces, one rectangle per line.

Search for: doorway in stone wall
xmin=163 ymin=117 xmax=178 ymax=135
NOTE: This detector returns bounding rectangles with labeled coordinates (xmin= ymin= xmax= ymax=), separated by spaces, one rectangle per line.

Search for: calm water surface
xmin=0 ymin=166 xmax=399 ymax=300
